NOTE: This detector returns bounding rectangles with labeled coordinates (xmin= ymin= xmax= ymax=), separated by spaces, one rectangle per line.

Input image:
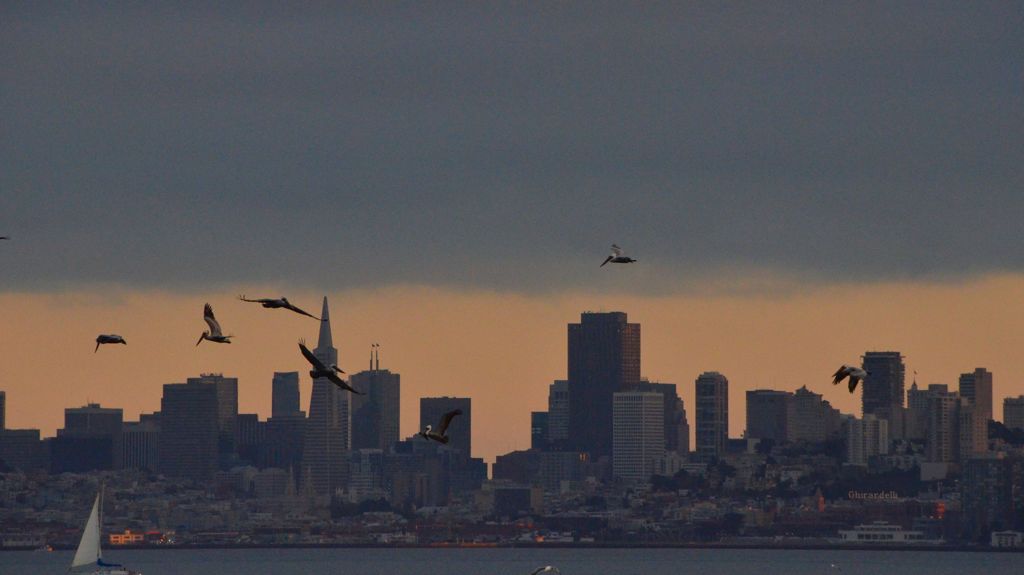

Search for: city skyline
xmin=2 ymin=282 xmax=1024 ymax=460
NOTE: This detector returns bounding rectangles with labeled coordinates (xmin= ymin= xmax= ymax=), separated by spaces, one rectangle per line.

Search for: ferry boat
xmin=69 ymin=487 xmax=140 ymax=574
xmin=836 ymin=521 xmax=943 ymax=545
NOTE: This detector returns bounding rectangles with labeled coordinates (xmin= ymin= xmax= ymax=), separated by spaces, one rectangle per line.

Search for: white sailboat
xmin=69 ymin=487 xmax=138 ymax=575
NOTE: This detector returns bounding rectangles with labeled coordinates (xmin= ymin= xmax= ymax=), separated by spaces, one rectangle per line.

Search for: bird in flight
xmin=298 ymin=340 xmax=363 ymax=394
xmin=832 ymin=364 xmax=869 ymax=393
xmin=600 ymin=244 xmax=637 ymax=267
xmin=530 ymin=567 xmax=561 ymax=575
xmin=237 ymin=295 xmax=321 ymax=320
xmin=196 ymin=303 xmax=233 ymax=346
xmin=94 ymin=334 xmax=126 ymax=353
xmin=0 ymin=236 xmax=9 ymax=240
xmin=419 ymin=409 xmax=462 ymax=444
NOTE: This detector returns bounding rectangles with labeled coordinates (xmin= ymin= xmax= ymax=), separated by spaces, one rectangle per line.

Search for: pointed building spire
xmin=316 ymin=296 xmax=333 ymax=350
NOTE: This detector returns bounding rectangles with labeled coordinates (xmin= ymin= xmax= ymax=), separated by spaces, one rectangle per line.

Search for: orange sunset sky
xmin=2 ymin=276 xmax=1023 ymax=462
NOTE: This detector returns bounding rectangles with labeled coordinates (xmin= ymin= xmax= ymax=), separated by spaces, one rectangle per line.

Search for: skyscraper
xmin=1005 ymin=396 xmax=1024 ymax=431
xmin=675 ymin=399 xmax=690 ymax=454
xmin=547 ymin=380 xmax=570 ymax=448
xmin=530 ymin=411 xmax=549 ymax=450
xmin=186 ymin=373 xmax=238 ymax=460
xmin=959 ymin=368 xmax=993 ymax=424
xmin=302 ymin=297 xmax=349 ymax=494
xmin=158 ymin=380 xmax=219 ymax=480
xmin=0 ymin=391 xmax=5 ymax=430
xmin=745 ymin=389 xmax=792 ymax=443
xmin=695 ymin=371 xmax=729 ymax=462
xmin=926 ymin=386 xmax=960 ymax=464
xmin=420 ymin=397 xmax=471 ymax=458
xmin=272 ymin=372 xmax=300 ymax=418
xmin=861 ymin=351 xmax=905 ymax=420
xmin=612 ymin=391 xmax=664 ymax=482
xmin=567 ymin=312 xmax=640 ymax=457
xmin=350 ymin=345 xmax=401 ymax=451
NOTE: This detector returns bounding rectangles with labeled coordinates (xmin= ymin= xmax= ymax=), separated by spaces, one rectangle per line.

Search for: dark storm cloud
xmin=1 ymin=3 xmax=1022 ymax=293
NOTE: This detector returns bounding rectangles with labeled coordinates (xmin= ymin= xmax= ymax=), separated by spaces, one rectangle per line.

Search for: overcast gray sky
xmin=2 ymin=3 xmax=1022 ymax=293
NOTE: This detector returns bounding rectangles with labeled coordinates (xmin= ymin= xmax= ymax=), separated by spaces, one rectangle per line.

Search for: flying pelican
xmin=237 ymin=295 xmax=321 ymax=320
xmin=832 ymin=364 xmax=869 ymax=393
xmin=418 ymin=408 xmax=462 ymax=444
xmin=94 ymin=334 xmax=126 ymax=353
xmin=298 ymin=340 xmax=363 ymax=394
xmin=196 ymin=303 xmax=233 ymax=346
xmin=600 ymin=244 xmax=637 ymax=267
xmin=530 ymin=567 xmax=561 ymax=575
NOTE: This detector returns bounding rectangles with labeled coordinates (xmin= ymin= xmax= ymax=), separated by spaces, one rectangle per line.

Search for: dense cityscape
xmin=2 ymin=301 xmax=1023 ymax=552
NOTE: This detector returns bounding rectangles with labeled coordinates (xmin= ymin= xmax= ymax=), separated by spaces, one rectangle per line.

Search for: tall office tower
xmin=1004 ymin=396 xmax=1024 ymax=431
xmin=52 ymin=404 xmax=124 ymax=473
xmin=787 ymin=386 xmax=841 ymax=443
xmin=567 ymin=312 xmax=641 ymax=457
xmin=958 ymin=402 xmax=988 ymax=461
xmin=695 ymin=371 xmax=729 ymax=462
xmin=158 ymin=380 xmax=219 ymax=480
xmin=845 ymin=414 xmax=889 ymax=466
xmin=236 ymin=413 xmax=265 ymax=465
xmin=531 ymin=412 xmax=549 ymax=450
xmin=958 ymin=368 xmax=993 ymax=424
xmin=420 ymin=397 xmax=472 ymax=458
xmin=547 ymin=380 xmax=570 ymax=448
xmin=861 ymin=352 xmax=905 ymax=423
xmin=926 ymin=387 xmax=960 ymax=464
xmin=746 ymin=390 xmax=792 ymax=442
xmin=0 ymin=390 xmax=5 ymax=430
xmin=261 ymin=413 xmax=306 ymax=472
xmin=187 ymin=373 xmax=238 ymax=459
xmin=350 ymin=346 xmax=401 ymax=451
xmin=272 ymin=372 xmax=301 ymax=417
xmin=119 ymin=417 xmax=160 ymax=471
xmin=303 ymin=297 xmax=349 ymax=494
xmin=632 ymin=381 xmax=683 ymax=452
xmin=612 ymin=391 xmax=665 ymax=482
xmin=675 ymin=399 xmax=690 ymax=454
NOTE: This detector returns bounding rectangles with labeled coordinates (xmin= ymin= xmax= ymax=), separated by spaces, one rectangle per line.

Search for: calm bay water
xmin=1 ymin=547 xmax=1019 ymax=575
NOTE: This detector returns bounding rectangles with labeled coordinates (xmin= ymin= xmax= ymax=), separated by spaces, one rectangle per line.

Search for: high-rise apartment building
xmin=0 ymin=390 xmax=6 ymax=430
xmin=861 ymin=352 xmax=905 ymax=429
xmin=420 ymin=397 xmax=471 ymax=458
xmin=612 ymin=391 xmax=665 ymax=482
xmin=303 ymin=297 xmax=349 ymax=494
xmin=567 ymin=312 xmax=640 ymax=457
xmin=958 ymin=368 xmax=993 ymax=424
xmin=746 ymin=389 xmax=792 ymax=443
xmin=271 ymin=372 xmax=300 ymax=418
xmin=695 ymin=371 xmax=729 ymax=462
xmin=926 ymin=387 xmax=960 ymax=464
xmin=350 ymin=347 xmax=400 ymax=452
